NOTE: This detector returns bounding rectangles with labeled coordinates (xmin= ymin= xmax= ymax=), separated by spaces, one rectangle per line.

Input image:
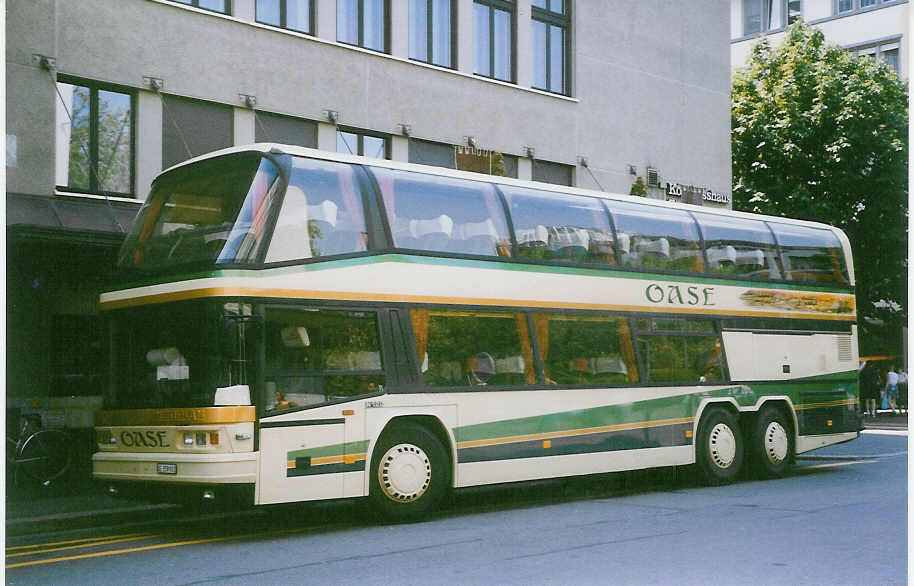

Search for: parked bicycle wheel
xmin=17 ymin=429 xmax=72 ymax=485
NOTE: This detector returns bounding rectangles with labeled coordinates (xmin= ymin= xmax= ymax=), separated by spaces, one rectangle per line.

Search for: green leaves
xmin=732 ymin=21 xmax=908 ymax=355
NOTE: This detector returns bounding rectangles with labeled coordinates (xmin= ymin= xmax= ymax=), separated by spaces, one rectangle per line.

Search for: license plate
xmin=157 ymin=463 xmax=177 ymax=475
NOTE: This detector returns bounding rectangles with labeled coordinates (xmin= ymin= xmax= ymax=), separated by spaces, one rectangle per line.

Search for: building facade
xmin=5 ymin=1 xmax=731 ymax=425
xmin=731 ymin=0 xmax=908 ymax=78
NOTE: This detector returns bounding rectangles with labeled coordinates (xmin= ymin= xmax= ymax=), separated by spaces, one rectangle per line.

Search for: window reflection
xmin=609 ymin=201 xmax=703 ymax=273
xmin=533 ymin=314 xmax=638 ymax=385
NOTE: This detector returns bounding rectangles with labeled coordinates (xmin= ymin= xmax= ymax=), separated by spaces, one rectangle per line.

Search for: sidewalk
xmin=5 ymin=411 xmax=907 ymax=539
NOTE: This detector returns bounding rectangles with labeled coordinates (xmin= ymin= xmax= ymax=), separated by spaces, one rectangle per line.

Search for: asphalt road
xmin=5 ymin=431 xmax=908 ymax=585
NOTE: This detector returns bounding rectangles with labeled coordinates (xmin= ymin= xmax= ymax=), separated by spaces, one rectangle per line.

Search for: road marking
xmin=802 ymin=459 xmax=878 ymax=470
xmin=5 ymin=525 xmax=330 ymax=569
xmin=5 ymin=533 xmax=148 ymax=552
xmin=861 ymin=429 xmax=908 ymax=436
xmin=6 ymin=534 xmax=156 ymax=559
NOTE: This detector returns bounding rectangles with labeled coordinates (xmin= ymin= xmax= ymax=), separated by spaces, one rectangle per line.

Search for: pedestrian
xmin=886 ymin=365 xmax=900 ymax=414
xmin=898 ymin=368 xmax=908 ymax=413
xmin=860 ymin=363 xmax=880 ymax=417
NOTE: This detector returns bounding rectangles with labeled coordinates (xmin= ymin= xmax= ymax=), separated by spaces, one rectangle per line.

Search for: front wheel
xmin=750 ymin=405 xmax=794 ymax=479
xmin=368 ymin=424 xmax=451 ymax=522
xmin=17 ymin=430 xmax=71 ymax=485
xmin=695 ymin=406 xmax=744 ymax=485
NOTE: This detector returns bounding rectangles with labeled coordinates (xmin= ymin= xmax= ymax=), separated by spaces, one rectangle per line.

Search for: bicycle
xmin=6 ymin=412 xmax=72 ymax=486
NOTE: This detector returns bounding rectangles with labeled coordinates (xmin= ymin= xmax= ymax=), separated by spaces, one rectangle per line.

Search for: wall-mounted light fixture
xmin=524 ymin=146 xmax=536 ymax=159
xmin=399 ymin=124 xmax=412 ymax=137
xmin=465 ymin=136 xmax=477 ymax=148
xmin=144 ymin=76 xmax=164 ymax=91
xmin=578 ymin=157 xmax=590 ymax=168
xmin=239 ymin=94 xmax=257 ymax=108
xmin=628 ymin=164 xmax=637 ymax=175
xmin=326 ymin=110 xmax=339 ymax=125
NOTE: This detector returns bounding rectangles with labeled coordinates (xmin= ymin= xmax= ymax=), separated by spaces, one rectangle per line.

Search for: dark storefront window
xmin=161 ymin=95 xmax=234 ymax=170
xmin=254 ymin=111 xmax=318 ymax=147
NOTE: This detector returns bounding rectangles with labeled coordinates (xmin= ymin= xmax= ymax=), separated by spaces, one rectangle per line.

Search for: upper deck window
xmin=694 ymin=213 xmax=782 ymax=280
xmin=265 ymin=157 xmax=369 ymax=262
xmin=608 ymin=201 xmax=704 ymax=273
xmin=768 ymin=223 xmax=848 ymax=284
xmin=119 ymin=153 xmax=281 ymax=269
xmin=372 ymin=167 xmax=512 ymax=257
xmin=500 ymin=186 xmax=614 ymax=265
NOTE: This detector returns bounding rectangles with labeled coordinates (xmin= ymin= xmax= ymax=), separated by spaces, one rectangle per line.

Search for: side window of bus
xmin=768 ymin=223 xmax=848 ymax=284
xmin=531 ymin=313 xmax=638 ymax=385
xmin=410 ymin=309 xmax=535 ymax=387
xmin=634 ymin=318 xmax=724 ymax=384
xmin=371 ymin=168 xmax=512 ymax=257
xmin=608 ymin=201 xmax=703 ymax=273
xmin=263 ymin=307 xmax=384 ymax=410
xmin=500 ymin=186 xmax=616 ymax=265
xmin=265 ymin=157 xmax=370 ymax=263
xmin=694 ymin=213 xmax=782 ymax=279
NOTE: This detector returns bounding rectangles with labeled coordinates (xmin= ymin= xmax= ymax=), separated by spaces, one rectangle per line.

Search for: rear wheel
xmin=750 ymin=405 xmax=794 ymax=479
xmin=368 ymin=424 xmax=450 ymax=522
xmin=695 ymin=406 xmax=744 ymax=485
xmin=17 ymin=430 xmax=71 ymax=485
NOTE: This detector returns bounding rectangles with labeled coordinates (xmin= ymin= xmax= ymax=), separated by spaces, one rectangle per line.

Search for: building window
xmin=338 ymin=0 xmax=389 ymax=52
xmin=161 ymin=95 xmax=234 ymax=170
xmin=853 ymin=41 xmax=901 ymax=76
xmin=409 ymin=138 xmax=456 ymax=168
xmin=743 ymin=0 xmax=799 ymax=35
xmin=474 ymin=0 xmax=514 ymax=82
xmin=256 ymin=0 xmax=312 ymax=34
xmin=531 ymin=0 xmax=568 ymax=94
xmin=409 ymin=0 xmax=454 ymax=68
xmin=837 ymin=0 xmax=885 ymax=13
xmin=55 ymin=78 xmax=135 ymax=196
xmin=532 ymin=159 xmax=573 ymax=186
xmin=254 ymin=111 xmax=318 ymax=147
xmin=169 ymin=0 xmax=231 ymax=14
xmin=336 ymin=128 xmax=389 ymax=159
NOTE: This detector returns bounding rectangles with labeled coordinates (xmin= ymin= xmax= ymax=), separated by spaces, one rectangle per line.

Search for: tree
xmin=731 ymin=22 xmax=908 ymax=355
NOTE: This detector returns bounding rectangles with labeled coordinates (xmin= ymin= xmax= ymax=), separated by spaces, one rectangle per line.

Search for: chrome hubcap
xmin=378 ymin=443 xmax=431 ymax=503
xmin=764 ymin=421 xmax=789 ymax=465
xmin=709 ymin=423 xmax=737 ymax=469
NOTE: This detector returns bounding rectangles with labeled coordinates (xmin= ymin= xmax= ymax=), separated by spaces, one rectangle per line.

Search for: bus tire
xmin=368 ymin=424 xmax=451 ymax=522
xmin=695 ymin=406 xmax=744 ymax=485
xmin=750 ymin=405 xmax=794 ymax=479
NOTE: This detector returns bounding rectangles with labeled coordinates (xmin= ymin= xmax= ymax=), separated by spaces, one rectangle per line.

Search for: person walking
xmin=886 ymin=365 xmax=900 ymax=414
xmin=861 ymin=364 xmax=880 ymax=417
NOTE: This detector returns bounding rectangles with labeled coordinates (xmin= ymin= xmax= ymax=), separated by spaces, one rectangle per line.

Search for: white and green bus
xmin=93 ymin=144 xmax=861 ymax=520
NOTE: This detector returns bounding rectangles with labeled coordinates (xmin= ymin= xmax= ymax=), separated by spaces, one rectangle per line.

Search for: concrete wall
xmin=7 ymin=0 xmax=732 ymax=203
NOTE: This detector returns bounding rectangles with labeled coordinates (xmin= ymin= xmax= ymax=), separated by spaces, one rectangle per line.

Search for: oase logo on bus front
xmin=119 ymin=430 xmax=170 ymax=448
xmin=645 ymin=283 xmax=715 ymax=306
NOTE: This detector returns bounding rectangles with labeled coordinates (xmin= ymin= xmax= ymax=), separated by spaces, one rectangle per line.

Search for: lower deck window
xmin=533 ymin=313 xmax=638 ymax=385
xmin=264 ymin=307 xmax=384 ymax=410
xmin=412 ymin=309 xmax=534 ymax=387
xmin=635 ymin=318 xmax=724 ymax=383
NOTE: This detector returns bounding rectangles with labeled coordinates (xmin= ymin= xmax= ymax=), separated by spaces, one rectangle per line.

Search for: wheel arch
xmin=365 ymin=414 xmax=457 ymax=495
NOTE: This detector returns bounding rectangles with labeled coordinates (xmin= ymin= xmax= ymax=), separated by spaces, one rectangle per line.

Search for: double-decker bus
xmin=93 ymin=144 xmax=861 ymax=520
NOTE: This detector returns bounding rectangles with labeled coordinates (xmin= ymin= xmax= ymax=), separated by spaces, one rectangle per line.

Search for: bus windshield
xmin=106 ymin=300 xmax=253 ymax=409
xmin=118 ymin=153 xmax=284 ymax=269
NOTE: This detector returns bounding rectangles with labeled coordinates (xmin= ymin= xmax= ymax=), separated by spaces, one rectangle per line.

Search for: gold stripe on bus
xmin=286 ymin=453 xmax=367 ymax=468
xmin=100 ymin=286 xmax=856 ymax=321
xmin=95 ymin=406 xmax=256 ymax=426
xmin=794 ymin=398 xmax=858 ymax=411
xmin=456 ymin=417 xmax=695 ymax=450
